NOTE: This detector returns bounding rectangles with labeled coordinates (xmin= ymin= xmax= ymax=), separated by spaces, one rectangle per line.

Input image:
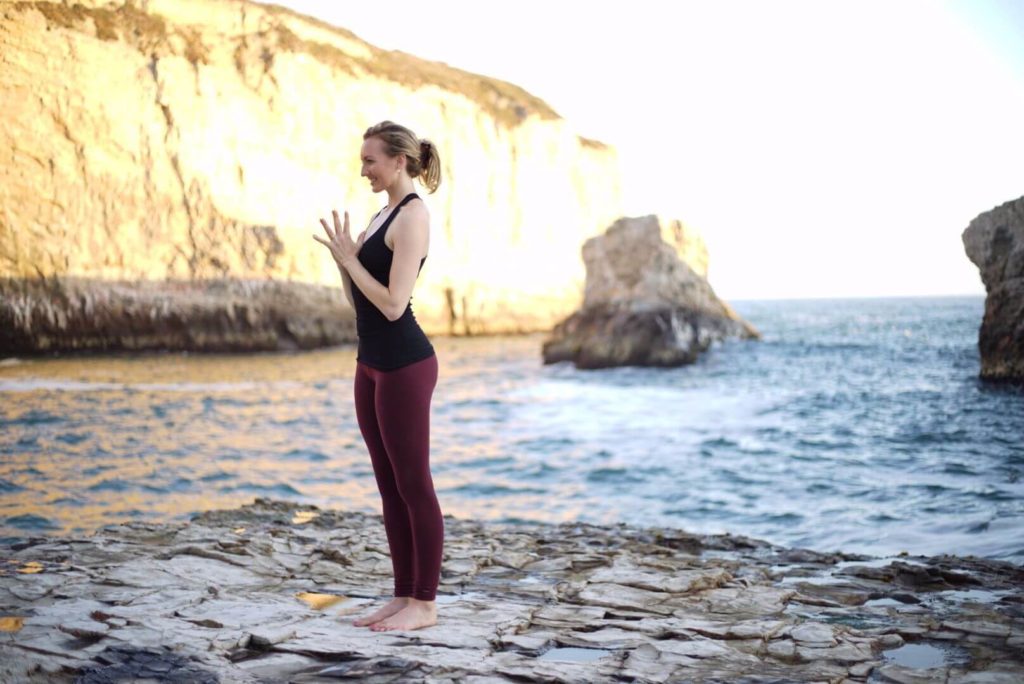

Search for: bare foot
xmin=371 ymin=598 xmax=437 ymax=631
xmin=352 ymin=597 xmax=410 ymax=626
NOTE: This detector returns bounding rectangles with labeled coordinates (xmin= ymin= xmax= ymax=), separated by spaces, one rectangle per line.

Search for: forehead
xmin=361 ymin=137 xmax=386 ymax=157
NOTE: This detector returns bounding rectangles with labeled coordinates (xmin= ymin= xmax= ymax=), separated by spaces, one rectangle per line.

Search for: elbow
xmin=384 ymin=302 xmax=405 ymax=322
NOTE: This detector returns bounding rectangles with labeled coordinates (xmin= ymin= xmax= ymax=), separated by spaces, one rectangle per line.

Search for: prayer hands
xmin=314 ymin=209 xmax=366 ymax=270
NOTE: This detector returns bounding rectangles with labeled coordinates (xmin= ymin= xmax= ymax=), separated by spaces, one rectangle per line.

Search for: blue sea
xmin=2 ymin=295 xmax=1022 ymax=563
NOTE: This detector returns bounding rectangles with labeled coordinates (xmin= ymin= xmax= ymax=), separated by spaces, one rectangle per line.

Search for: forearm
xmin=338 ymin=264 xmax=355 ymax=309
xmin=341 ymin=258 xmax=397 ymax=320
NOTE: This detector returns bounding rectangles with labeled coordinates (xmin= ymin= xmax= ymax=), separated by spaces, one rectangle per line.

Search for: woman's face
xmin=360 ymin=137 xmax=403 ymax=193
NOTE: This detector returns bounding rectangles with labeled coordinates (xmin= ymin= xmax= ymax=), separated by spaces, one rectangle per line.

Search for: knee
xmin=394 ymin=471 xmax=437 ymax=503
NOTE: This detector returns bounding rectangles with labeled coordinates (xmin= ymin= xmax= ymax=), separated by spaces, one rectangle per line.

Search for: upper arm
xmin=385 ymin=201 xmax=429 ymax=321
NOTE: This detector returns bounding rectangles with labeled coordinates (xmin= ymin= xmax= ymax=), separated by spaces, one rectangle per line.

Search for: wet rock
xmin=875 ymin=662 xmax=950 ymax=684
xmin=0 ymin=497 xmax=1022 ymax=683
xmin=942 ymin=620 xmax=1011 ymax=637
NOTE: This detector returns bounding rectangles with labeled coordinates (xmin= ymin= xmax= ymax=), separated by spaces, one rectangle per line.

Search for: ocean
xmin=2 ymin=294 xmax=1022 ymax=563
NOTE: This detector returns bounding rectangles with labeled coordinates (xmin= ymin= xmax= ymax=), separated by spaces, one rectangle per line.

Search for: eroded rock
xmin=1 ymin=497 xmax=1022 ymax=683
xmin=962 ymin=194 xmax=1024 ymax=382
xmin=542 ymin=215 xmax=760 ymax=369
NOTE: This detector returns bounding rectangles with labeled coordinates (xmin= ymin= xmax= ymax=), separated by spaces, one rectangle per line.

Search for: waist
xmin=356 ymin=327 xmax=434 ymax=370
xmin=356 ymin=303 xmax=421 ymax=335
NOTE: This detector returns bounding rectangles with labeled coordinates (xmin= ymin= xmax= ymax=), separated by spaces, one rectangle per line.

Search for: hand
xmin=313 ymin=209 xmax=359 ymax=269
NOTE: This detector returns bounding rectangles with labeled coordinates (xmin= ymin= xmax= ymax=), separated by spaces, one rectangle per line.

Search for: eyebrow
xmin=361 ymin=155 xmax=374 ymax=161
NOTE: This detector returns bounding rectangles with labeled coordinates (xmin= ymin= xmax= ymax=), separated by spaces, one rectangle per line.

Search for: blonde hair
xmin=363 ymin=120 xmax=442 ymax=194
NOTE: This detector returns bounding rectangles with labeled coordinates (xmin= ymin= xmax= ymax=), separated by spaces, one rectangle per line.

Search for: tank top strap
xmin=379 ymin=192 xmax=420 ymax=234
xmin=396 ymin=192 xmax=419 ymax=210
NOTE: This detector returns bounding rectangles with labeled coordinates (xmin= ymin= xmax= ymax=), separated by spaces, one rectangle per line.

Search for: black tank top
xmin=351 ymin=192 xmax=435 ymax=370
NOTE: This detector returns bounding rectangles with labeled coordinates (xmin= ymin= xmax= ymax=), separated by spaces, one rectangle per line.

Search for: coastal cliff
xmin=0 ymin=0 xmax=639 ymax=352
xmin=962 ymin=195 xmax=1024 ymax=383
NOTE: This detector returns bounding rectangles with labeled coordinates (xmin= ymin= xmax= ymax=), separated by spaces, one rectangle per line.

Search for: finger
xmin=313 ymin=234 xmax=339 ymax=252
xmin=335 ymin=209 xmax=351 ymax=237
xmin=332 ymin=209 xmax=344 ymax=233
xmin=319 ymin=218 xmax=336 ymax=241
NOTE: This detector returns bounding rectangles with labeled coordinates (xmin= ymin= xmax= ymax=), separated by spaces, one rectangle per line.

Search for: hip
xmin=356 ymin=349 xmax=438 ymax=380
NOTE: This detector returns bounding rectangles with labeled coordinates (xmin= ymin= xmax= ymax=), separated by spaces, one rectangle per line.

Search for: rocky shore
xmin=2 ymin=498 xmax=1022 ymax=683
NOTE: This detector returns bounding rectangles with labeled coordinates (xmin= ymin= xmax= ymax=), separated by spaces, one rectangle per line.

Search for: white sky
xmin=261 ymin=0 xmax=1024 ymax=300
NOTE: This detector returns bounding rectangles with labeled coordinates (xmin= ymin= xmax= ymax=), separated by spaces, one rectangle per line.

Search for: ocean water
xmin=1 ymin=295 xmax=1022 ymax=563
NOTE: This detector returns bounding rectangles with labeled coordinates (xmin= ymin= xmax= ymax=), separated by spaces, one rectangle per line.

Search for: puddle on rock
xmin=882 ymin=642 xmax=970 ymax=669
xmin=934 ymin=589 xmax=1010 ymax=605
xmin=537 ymin=646 xmax=613 ymax=663
xmin=816 ymin=612 xmax=894 ymax=630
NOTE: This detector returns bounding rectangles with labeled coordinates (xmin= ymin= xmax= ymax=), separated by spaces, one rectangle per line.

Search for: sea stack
xmin=962 ymin=195 xmax=1024 ymax=383
xmin=542 ymin=215 xmax=760 ymax=369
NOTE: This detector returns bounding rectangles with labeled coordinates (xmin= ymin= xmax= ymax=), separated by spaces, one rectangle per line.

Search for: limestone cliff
xmin=962 ymin=195 xmax=1024 ymax=383
xmin=0 ymin=0 xmax=643 ymax=352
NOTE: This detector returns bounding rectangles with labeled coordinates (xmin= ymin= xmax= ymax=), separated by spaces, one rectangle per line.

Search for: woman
xmin=313 ymin=120 xmax=443 ymax=632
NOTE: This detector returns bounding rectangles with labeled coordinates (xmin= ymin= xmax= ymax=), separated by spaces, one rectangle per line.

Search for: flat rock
xmin=1 ymin=497 xmax=1022 ymax=683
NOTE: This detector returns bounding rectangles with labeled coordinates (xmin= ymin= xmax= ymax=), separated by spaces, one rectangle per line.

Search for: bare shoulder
xmin=403 ymin=196 xmax=429 ymax=223
xmin=387 ymin=197 xmax=430 ymax=250
xmin=393 ymin=197 xmax=429 ymax=232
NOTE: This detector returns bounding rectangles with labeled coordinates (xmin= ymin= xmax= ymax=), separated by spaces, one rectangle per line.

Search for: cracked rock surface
xmin=1 ymin=497 xmax=1022 ymax=682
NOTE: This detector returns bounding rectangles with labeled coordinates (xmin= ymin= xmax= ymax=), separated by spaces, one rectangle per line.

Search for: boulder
xmin=542 ymin=215 xmax=759 ymax=369
xmin=962 ymin=195 xmax=1024 ymax=383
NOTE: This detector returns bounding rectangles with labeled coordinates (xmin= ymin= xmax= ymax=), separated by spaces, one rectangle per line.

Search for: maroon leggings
xmin=353 ymin=353 xmax=443 ymax=601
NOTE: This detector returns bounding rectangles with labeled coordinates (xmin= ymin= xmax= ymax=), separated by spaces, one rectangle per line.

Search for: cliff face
xmin=0 ymin=0 xmax=634 ymax=351
xmin=962 ymin=195 xmax=1024 ymax=383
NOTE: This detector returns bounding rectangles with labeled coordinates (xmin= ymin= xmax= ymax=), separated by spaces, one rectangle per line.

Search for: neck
xmin=386 ymin=178 xmax=416 ymax=209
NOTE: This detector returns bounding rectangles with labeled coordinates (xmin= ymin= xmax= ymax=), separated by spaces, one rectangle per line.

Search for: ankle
xmin=407 ymin=597 xmax=436 ymax=607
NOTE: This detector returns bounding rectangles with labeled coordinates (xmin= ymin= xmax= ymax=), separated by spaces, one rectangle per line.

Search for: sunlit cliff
xmin=0 ymin=0 xmax=711 ymax=351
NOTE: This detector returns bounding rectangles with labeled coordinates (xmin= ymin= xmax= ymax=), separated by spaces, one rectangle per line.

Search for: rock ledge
xmin=2 ymin=498 xmax=1022 ymax=682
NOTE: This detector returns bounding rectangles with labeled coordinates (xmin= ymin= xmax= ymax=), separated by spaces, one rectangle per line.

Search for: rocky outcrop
xmin=0 ymin=275 xmax=354 ymax=352
xmin=2 ymin=497 xmax=1023 ymax=682
xmin=542 ymin=215 xmax=760 ymax=369
xmin=0 ymin=0 xmax=625 ymax=353
xmin=962 ymin=195 xmax=1024 ymax=383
